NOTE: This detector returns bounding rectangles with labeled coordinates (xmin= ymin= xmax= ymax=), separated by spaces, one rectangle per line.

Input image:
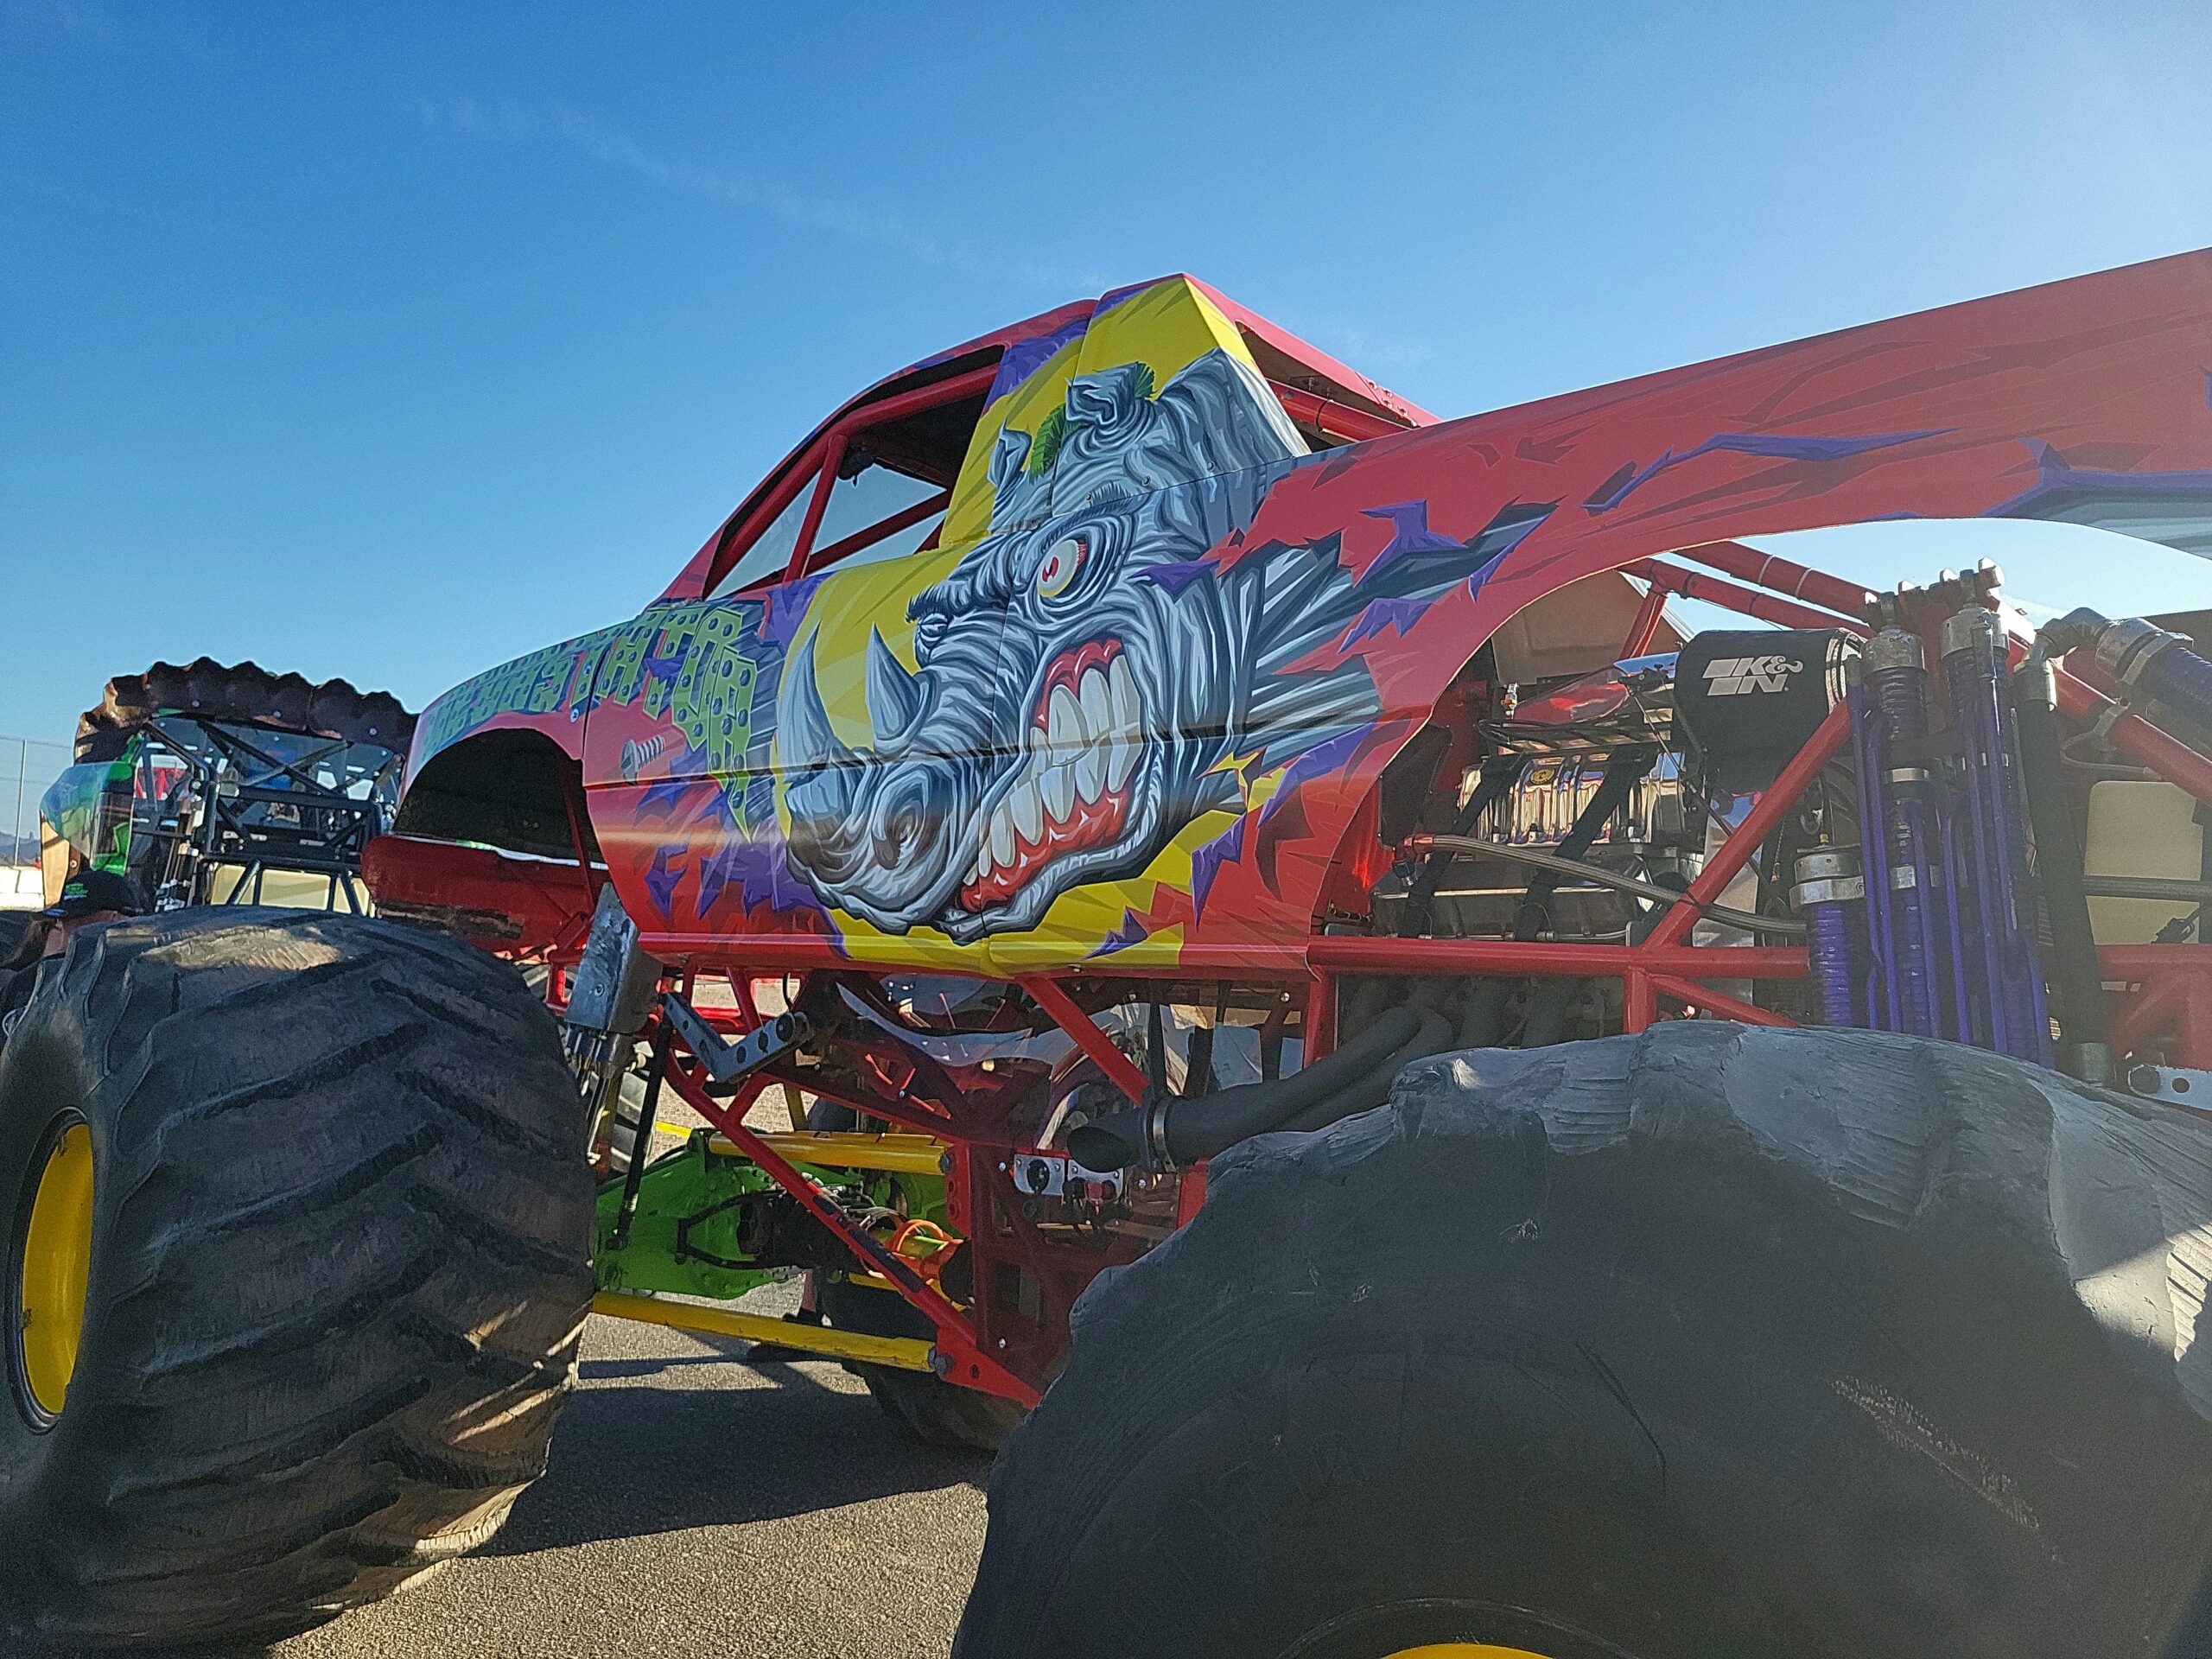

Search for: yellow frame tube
xmin=709 ymin=1130 xmax=947 ymax=1178
xmin=591 ymin=1290 xmax=936 ymax=1373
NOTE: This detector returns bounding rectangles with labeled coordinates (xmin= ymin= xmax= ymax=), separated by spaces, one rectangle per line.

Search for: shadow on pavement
xmin=576 ymin=1351 xmax=750 ymax=1382
xmin=23 ymin=1635 xmax=278 ymax=1659
xmin=19 ymin=1338 xmax=988 ymax=1657
xmin=481 ymin=1358 xmax=990 ymax=1557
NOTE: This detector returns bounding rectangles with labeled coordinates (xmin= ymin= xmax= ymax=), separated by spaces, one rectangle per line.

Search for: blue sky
xmin=4 ymin=1 xmax=2210 ymax=811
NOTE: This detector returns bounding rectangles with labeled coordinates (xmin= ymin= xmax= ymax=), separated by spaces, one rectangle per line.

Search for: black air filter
xmin=1674 ymin=629 xmax=1859 ymax=791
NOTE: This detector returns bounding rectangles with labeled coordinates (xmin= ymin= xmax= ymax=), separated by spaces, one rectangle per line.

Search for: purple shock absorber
xmin=1792 ymin=847 xmax=1866 ymax=1028
xmin=1942 ymin=607 xmax=2051 ymax=1063
xmin=1862 ymin=626 xmax=1943 ymax=1037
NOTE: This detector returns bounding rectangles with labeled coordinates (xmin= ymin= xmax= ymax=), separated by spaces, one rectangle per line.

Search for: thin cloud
xmin=421 ymin=96 xmax=536 ymax=142
xmin=13 ymin=0 xmax=221 ymax=60
xmin=421 ymin=97 xmax=1101 ymax=293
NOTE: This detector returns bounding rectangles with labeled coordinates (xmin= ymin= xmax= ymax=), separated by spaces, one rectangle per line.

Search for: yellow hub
xmin=19 ymin=1121 xmax=94 ymax=1421
xmin=1382 ymin=1649 xmax=1556 ymax=1658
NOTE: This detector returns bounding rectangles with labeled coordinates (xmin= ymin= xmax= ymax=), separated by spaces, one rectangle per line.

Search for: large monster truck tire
xmin=817 ymin=1274 xmax=1026 ymax=1452
xmin=807 ymin=1101 xmax=1024 ymax=1453
xmin=0 ymin=908 xmax=594 ymax=1649
xmin=78 ymin=658 xmax=414 ymax=760
xmin=958 ymin=1023 xmax=2212 ymax=1659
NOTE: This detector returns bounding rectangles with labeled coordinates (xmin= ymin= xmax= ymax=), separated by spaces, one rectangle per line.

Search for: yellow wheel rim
xmin=1382 ymin=1649 xmax=1557 ymax=1658
xmin=19 ymin=1121 xmax=94 ymax=1421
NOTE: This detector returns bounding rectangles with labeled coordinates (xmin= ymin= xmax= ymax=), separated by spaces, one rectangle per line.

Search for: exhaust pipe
xmin=1068 ymin=997 xmax=1455 ymax=1172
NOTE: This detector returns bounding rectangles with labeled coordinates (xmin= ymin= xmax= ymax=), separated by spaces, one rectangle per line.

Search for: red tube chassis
xmin=369 ymin=253 xmax=2212 ymax=1403
xmin=376 ymin=549 xmax=2212 ymax=1407
xmin=598 ymin=603 xmax=2208 ymax=1408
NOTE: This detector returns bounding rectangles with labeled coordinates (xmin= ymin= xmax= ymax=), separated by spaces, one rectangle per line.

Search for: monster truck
xmin=36 ymin=659 xmax=415 ymax=914
xmin=0 ymin=666 xmax=599 ymax=1649
xmin=9 ymin=258 xmax=2212 ymax=1655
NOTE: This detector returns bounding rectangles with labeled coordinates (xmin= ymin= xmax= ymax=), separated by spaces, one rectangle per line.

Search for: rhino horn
xmin=777 ymin=633 xmax=852 ymax=772
xmin=987 ymin=425 xmax=1032 ymax=499
xmin=864 ymin=626 xmax=923 ymax=742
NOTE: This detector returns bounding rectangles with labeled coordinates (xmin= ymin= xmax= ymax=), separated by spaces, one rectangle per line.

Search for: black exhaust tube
xmin=1274 ymin=1006 xmax=1456 ymax=1135
xmin=2014 ymin=651 xmax=2112 ymax=1084
xmin=1068 ymin=1004 xmax=1424 ymax=1172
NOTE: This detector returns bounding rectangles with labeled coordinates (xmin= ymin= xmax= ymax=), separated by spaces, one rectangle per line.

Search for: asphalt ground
xmin=29 ymin=1281 xmax=995 ymax=1659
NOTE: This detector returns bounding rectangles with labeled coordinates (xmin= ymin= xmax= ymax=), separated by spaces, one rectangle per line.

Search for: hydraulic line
xmin=1398 ymin=755 xmax=1525 ymax=937
xmin=1405 ymin=836 xmax=1806 ymax=937
xmin=1856 ymin=627 xmax=1944 ymax=1038
xmin=2043 ymin=607 xmax=2212 ymax=740
xmin=1791 ymin=847 xmax=1866 ymax=1029
xmin=2138 ymin=636 xmax=2212 ymax=734
xmin=2013 ymin=649 xmax=2112 ymax=1084
xmin=1942 ymin=607 xmax=2050 ymax=1063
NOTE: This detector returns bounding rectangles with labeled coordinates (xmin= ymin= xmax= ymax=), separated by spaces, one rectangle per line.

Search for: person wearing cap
xmin=0 ymin=868 xmax=142 ymax=1043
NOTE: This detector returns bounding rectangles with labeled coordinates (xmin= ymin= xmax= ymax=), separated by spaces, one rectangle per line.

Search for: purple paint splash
xmin=1137 ymin=558 xmax=1217 ymax=594
xmin=1360 ymin=501 xmax=1460 ymax=580
xmin=763 ymin=575 xmax=830 ymax=652
xmin=695 ymin=830 xmax=833 ymax=927
xmin=1092 ymin=907 xmax=1154 ymax=957
xmin=1341 ymin=594 xmax=1437 ymax=649
xmin=1189 ymin=811 xmax=1254 ymax=918
xmin=1259 ymin=725 xmax=1371 ymax=832
xmin=643 ymin=845 xmax=684 ymax=917
xmin=1584 ymin=428 xmax=1952 ymax=514
xmin=989 ymin=314 xmax=1090 ymax=404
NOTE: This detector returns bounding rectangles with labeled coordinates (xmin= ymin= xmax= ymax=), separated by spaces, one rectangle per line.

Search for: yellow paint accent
xmin=984 ymin=802 xmax=1237 ymax=972
xmin=591 ymin=1289 xmax=936 ymax=1372
xmin=710 ymin=1130 xmax=947 ymax=1178
xmin=1069 ymin=279 xmax=1254 ymax=433
xmin=943 ymin=276 xmax=1268 ymax=550
xmin=799 ymin=541 xmax=974 ymax=750
xmin=1377 ymin=1648 xmax=1557 ymax=1659
xmin=19 ymin=1122 xmax=94 ymax=1419
xmin=944 ymin=334 xmax=1085 ymax=545
xmin=768 ymin=276 xmax=1295 ymax=973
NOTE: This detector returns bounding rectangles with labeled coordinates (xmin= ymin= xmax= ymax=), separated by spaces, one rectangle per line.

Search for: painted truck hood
xmin=404 ymin=251 xmax=2212 ymax=976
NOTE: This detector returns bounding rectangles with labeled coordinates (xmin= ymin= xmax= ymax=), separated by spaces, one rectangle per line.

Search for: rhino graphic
xmin=775 ymin=348 xmax=1546 ymax=940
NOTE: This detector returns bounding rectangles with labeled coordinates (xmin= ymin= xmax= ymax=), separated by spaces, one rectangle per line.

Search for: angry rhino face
xmin=775 ymin=349 xmax=1309 ymax=941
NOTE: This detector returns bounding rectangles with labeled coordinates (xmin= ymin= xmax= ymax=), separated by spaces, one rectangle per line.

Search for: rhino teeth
xmin=961 ymin=646 xmax=1147 ymax=904
xmin=1074 ymin=734 xmax=1107 ymax=804
xmin=1010 ymin=770 xmax=1044 ymax=842
xmin=1106 ymin=657 xmax=1140 ymax=791
xmin=1046 ymin=683 xmax=1083 ymax=757
xmin=1043 ymin=756 xmax=1075 ymax=820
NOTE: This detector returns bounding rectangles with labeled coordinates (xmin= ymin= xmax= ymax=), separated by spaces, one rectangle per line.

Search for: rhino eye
xmin=1035 ymin=537 xmax=1084 ymax=600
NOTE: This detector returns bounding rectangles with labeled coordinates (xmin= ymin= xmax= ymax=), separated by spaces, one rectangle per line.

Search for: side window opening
xmin=713 ymin=478 xmax=813 ymax=597
xmin=808 ymin=454 xmax=949 ymax=573
xmin=705 ymin=350 xmax=998 ymax=599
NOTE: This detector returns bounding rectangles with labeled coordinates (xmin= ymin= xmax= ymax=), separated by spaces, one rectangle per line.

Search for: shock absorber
xmin=1791 ymin=846 xmax=1866 ymax=1028
xmin=1854 ymin=625 xmax=1945 ymax=1038
xmin=1941 ymin=607 xmax=2050 ymax=1063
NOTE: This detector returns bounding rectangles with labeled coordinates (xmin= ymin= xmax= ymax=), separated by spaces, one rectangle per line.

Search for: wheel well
xmin=393 ymin=729 xmax=600 ymax=863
